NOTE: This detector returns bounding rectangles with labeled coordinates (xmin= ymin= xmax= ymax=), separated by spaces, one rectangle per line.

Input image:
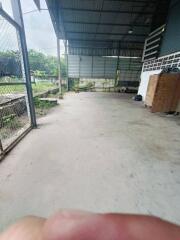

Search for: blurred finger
xmin=43 ymin=210 xmax=180 ymax=240
xmin=0 ymin=216 xmax=45 ymax=240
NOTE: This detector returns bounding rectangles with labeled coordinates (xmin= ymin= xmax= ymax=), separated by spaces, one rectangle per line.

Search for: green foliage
xmin=0 ymin=50 xmax=20 ymax=58
xmin=59 ymin=57 xmax=67 ymax=79
xmin=68 ymin=78 xmax=79 ymax=91
xmin=0 ymin=82 xmax=56 ymax=94
xmin=1 ymin=114 xmax=22 ymax=130
xmin=2 ymin=114 xmax=16 ymax=126
xmin=0 ymin=49 xmax=67 ymax=79
xmin=71 ymin=79 xmax=94 ymax=92
xmin=28 ymin=49 xmax=67 ymax=79
xmin=28 ymin=49 xmax=57 ymax=77
xmin=34 ymin=97 xmax=57 ymax=116
xmin=34 ymin=97 xmax=57 ymax=109
xmin=32 ymin=82 xmax=56 ymax=93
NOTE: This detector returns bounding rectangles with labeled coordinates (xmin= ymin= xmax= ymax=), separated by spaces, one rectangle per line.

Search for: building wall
xmin=138 ymin=0 xmax=180 ymax=100
xmin=138 ymin=52 xmax=180 ymax=100
xmin=138 ymin=69 xmax=161 ymax=100
xmin=68 ymin=55 xmax=118 ymax=79
xmin=117 ymin=58 xmax=142 ymax=87
xmin=160 ymin=0 xmax=180 ymax=56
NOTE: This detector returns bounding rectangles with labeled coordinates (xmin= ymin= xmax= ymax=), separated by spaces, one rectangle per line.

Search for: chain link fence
xmin=0 ymin=9 xmax=31 ymax=157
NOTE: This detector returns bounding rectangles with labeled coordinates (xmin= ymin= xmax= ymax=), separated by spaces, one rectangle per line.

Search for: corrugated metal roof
xmin=46 ymin=0 xmax=170 ymax=56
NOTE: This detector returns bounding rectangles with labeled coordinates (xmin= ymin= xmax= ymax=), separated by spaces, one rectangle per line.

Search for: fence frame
xmin=0 ymin=5 xmax=36 ymax=159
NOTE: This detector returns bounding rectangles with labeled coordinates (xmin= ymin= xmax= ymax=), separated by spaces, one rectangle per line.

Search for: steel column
xmin=115 ymin=42 xmax=121 ymax=86
xmin=65 ymin=40 xmax=69 ymax=91
xmin=57 ymin=38 xmax=63 ymax=97
xmin=11 ymin=0 xmax=37 ymax=128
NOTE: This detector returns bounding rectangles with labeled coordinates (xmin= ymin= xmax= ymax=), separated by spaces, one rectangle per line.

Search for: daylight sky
xmin=1 ymin=0 xmax=65 ymax=56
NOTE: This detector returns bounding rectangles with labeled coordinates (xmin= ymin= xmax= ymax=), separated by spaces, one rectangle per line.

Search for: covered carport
xmin=45 ymin=0 xmax=170 ymax=90
xmin=0 ymin=0 xmax=180 ymax=231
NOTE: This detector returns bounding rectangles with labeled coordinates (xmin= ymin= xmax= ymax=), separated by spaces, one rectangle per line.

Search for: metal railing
xmin=142 ymin=24 xmax=166 ymax=62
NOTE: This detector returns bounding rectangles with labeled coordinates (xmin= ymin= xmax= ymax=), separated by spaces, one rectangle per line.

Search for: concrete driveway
xmin=0 ymin=92 xmax=180 ymax=230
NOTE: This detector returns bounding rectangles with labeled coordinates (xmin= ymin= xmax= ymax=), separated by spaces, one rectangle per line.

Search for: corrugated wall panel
xmin=68 ymin=55 xmax=80 ymax=78
xmin=105 ymin=57 xmax=118 ymax=78
xmin=93 ymin=57 xmax=105 ymax=78
xmin=80 ymin=56 xmax=92 ymax=78
xmin=68 ymin=55 xmax=118 ymax=79
xmin=118 ymin=58 xmax=142 ymax=86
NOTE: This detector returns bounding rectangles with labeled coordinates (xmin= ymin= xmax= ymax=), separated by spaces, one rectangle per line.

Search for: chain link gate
xmin=0 ymin=5 xmax=36 ymax=159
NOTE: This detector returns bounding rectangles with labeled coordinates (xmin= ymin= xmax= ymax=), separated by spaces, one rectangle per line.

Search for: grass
xmin=0 ymin=80 xmax=58 ymax=126
xmin=0 ymin=80 xmax=59 ymax=143
xmin=0 ymin=97 xmax=57 ymax=140
xmin=73 ymin=82 xmax=95 ymax=92
xmin=0 ymin=115 xmax=25 ymax=140
xmin=0 ymin=81 xmax=56 ymax=95
xmin=1 ymin=114 xmax=16 ymax=127
xmin=32 ymin=82 xmax=57 ymax=94
xmin=34 ymin=97 xmax=58 ymax=116
xmin=34 ymin=97 xmax=57 ymax=109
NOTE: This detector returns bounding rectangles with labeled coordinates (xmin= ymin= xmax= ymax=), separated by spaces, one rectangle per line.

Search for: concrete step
xmin=39 ymin=98 xmax=58 ymax=104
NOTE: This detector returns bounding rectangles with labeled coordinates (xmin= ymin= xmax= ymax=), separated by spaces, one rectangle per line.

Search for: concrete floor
xmin=0 ymin=92 xmax=180 ymax=230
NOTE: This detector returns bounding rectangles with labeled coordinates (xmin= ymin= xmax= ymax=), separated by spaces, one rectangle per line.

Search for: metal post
xmin=115 ymin=56 xmax=120 ymax=87
xmin=0 ymin=140 xmax=3 ymax=153
xmin=114 ymin=42 xmax=121 ymax=88
xmin=104 ymin=57 xmax=107 ymax=91
xmin=11 ymin=0 xmax=37 ymax=127
xmin=65 ymin=40 xmax=69 ymax=91
xmin=57 ymin=38 xmax=63 ymax=98
xmin=91 ymin=54 xmax=94 ymax=78
xmin=79 ymin=56 xmax=81 ymax=79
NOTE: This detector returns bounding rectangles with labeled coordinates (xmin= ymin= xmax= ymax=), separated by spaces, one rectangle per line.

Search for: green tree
xmin=60 ymin=57 xmax=67 ymax=79
xmin=28 ymin=49 xmax=67 ymax=78
xmin=0 ymin=49 xmax=67 ymax=79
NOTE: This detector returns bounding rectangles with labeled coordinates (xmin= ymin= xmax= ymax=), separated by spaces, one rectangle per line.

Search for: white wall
xmin=138 ymin=69 xmax=161 ymax=101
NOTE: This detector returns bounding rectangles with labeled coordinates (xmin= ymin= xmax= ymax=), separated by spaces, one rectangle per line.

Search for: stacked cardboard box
xmin=145 ymin=73 xmax=180 ymax=113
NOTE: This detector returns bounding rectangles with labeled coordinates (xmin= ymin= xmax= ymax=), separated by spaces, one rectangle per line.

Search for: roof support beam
xmin=45 ymin=0 xmax=66 ymax=40
xmin=105 ymin=0 xmax=156 ymax=2
xmin=67 ymin=31 xmax=147 ymax=37
xmin=69 ymin=39 xmax=145 ymax=44
xmin=69 ymin=46 xmax=143 ymax=50
xmin=64 ymin=21 xmax=150 ymax=28
xmin=61 ymin=8 xmax=154 ymax=15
